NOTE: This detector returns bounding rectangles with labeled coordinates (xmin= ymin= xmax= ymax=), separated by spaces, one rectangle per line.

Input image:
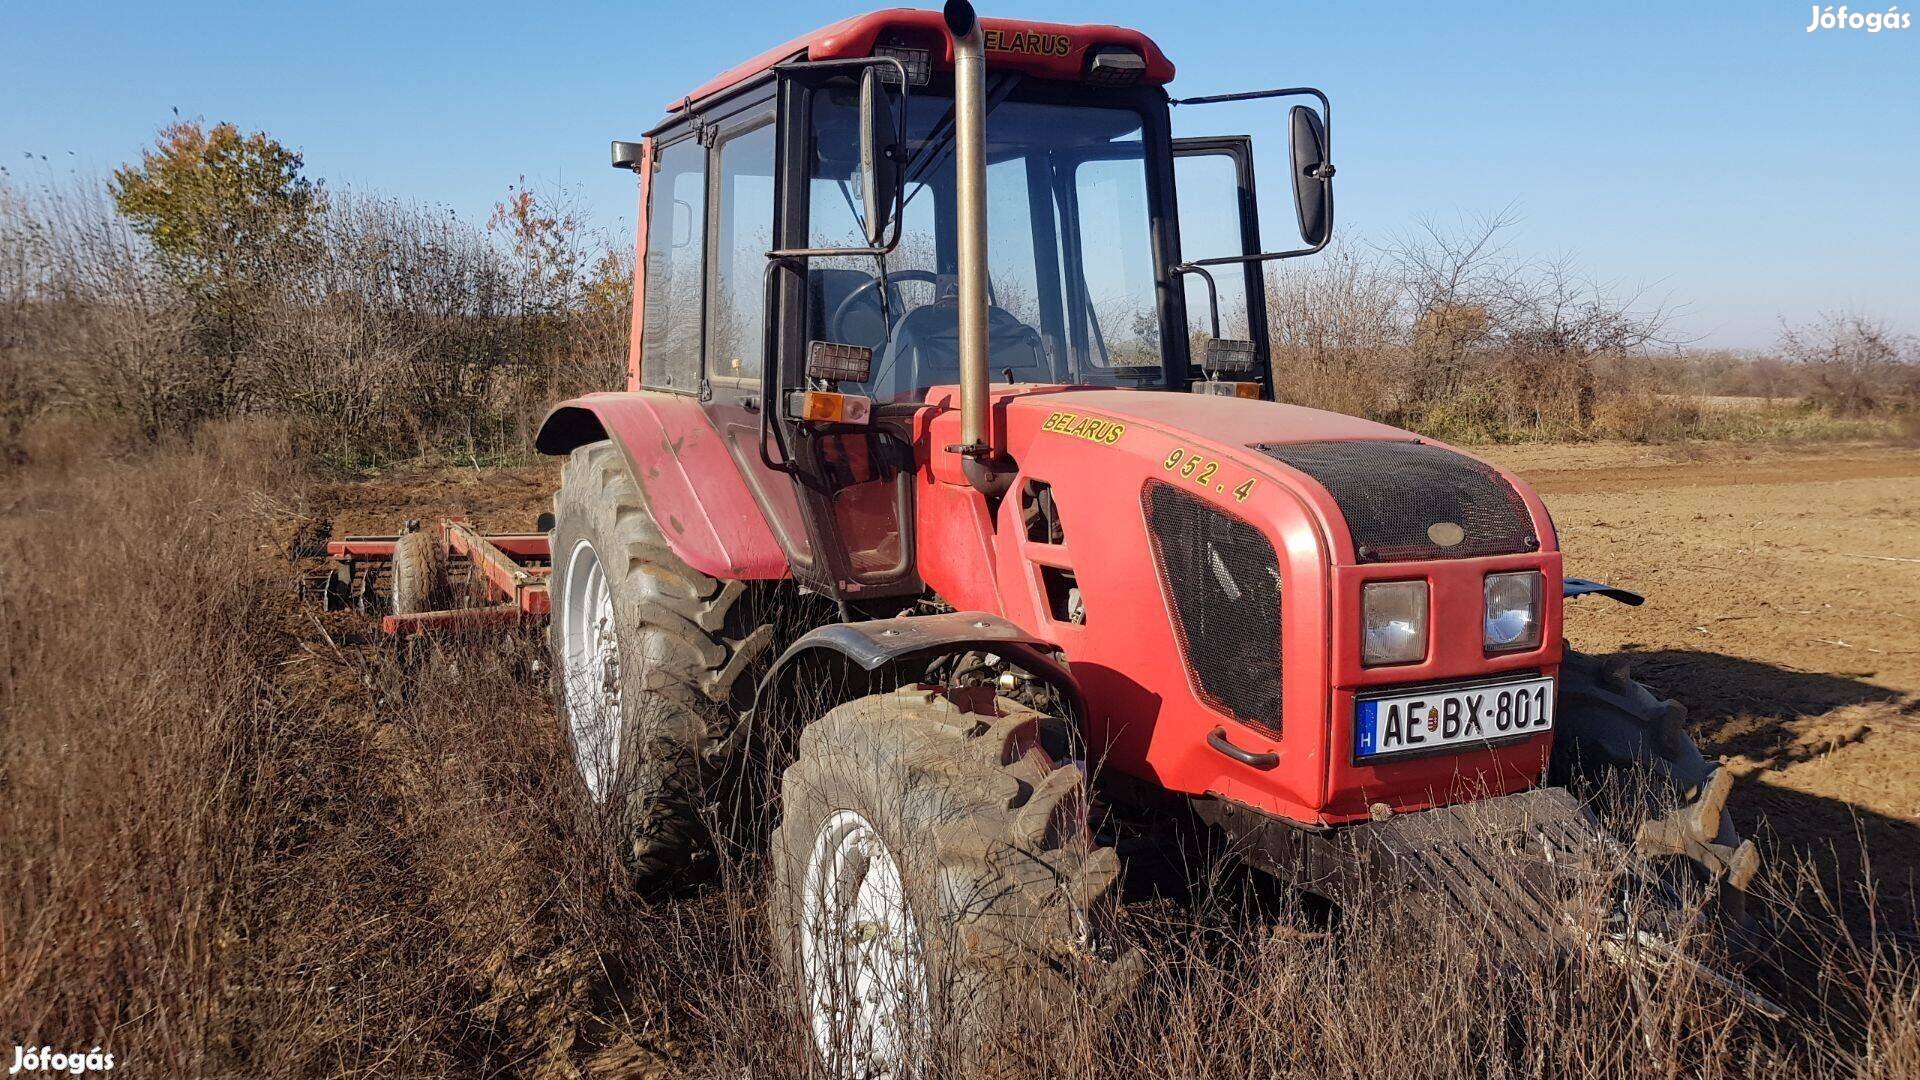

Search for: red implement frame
xmin=323 ymin=518 xmax=551 ymax=637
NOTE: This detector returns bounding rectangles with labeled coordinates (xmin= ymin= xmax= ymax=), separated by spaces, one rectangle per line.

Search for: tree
xmin=110 ymin=119 xmax=321 ymax=415
xmin=488 ymin=177 xmax=588 ymax=314
xmin=1778 ymin=312 xmax=1918 ymax=416
xmin=111 ymin=119 xmax=321 ymax=296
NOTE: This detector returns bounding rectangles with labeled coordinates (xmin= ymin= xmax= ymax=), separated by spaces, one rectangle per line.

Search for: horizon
xmin=4 ymin=0 xmax=1915 ymax=350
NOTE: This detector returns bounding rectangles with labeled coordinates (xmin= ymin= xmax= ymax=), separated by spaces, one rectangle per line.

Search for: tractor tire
xmin=1553 ymin=647 xmax=1758 ymax=900
xmin=390 ymin=528 xmax=450 ymax=615
xmin=548 ymin=439 xmax=774 ymax=887
xmin=770 ymin=686 xmax=1125 ymax=1077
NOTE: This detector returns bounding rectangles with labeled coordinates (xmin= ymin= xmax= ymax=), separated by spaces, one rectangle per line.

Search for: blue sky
xmin=3 ymin=0 xmax=1914 ymax=348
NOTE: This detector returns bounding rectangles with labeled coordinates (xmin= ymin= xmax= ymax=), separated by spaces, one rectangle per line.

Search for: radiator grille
xmin=1144 ymin=482 xmax=1283 ymax=735
xmin=1255 ymin=440 xmax=1536 ymax=562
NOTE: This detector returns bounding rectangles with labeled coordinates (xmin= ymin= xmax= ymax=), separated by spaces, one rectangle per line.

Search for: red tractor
xmin=527 ymin=3 xmax=1760 ymax=1069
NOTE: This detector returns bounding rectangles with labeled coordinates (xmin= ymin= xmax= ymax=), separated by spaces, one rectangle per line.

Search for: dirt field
xmin=1481 ymin=441 xmax=1920 ymax=911
xmin=314 ymin=441 xmax=1920 ymax=913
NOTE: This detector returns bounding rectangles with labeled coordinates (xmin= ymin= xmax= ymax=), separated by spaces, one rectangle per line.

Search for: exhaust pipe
xmin=944 ymin=1 xmax=1004 ymax=494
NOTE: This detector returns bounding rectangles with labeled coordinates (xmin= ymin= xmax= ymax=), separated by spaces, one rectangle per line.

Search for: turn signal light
xmin=787 ymin=390 xmax=874 ymax=425
xmin=1194 ymin=381 xmax=1261 ymax=399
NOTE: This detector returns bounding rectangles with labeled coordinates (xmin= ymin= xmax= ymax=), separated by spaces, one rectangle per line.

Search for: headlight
xmin=1361 ymin=580 xmax=1428 ymax=666
xmin=1484 ymin=571 xmax=1543 ymax=652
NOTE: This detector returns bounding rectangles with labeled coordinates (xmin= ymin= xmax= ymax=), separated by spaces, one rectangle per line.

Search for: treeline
xmin=1262 ymin=213 xmax=1919 ymax=442
xmin=4 ymin=125 xmax=1915 ymax=467
xmin=0 ymin=121 xmax=629 ymax=467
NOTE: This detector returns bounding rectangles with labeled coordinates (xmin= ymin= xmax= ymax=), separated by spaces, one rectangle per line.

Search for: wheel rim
xmin=802 ymin=809 xmax=928 ymax=1078
xmin=561 ymin=538 xmax=621 ymax=801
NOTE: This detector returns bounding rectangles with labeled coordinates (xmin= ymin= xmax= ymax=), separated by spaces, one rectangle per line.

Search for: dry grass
xmin=1262 ymin=224 xmax=1917 ymax=445
xmin=0 ymin=422 xmax=297 ymax=1074
xmin=3 ymin=421 xmax=1917 ymax=1077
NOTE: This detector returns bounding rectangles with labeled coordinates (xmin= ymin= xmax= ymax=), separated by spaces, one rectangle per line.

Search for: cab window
xmin=640 ymin=137 xmax=706 ymax=392
xmin=708 ymin=122 xmax=776 ymax=384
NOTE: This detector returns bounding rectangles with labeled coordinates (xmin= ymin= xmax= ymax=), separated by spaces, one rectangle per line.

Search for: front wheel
xmin=771 ymin=686 xmax=1123 ymax=1077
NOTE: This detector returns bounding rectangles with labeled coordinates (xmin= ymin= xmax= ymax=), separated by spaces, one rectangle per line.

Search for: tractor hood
xmin=920 ymin=385 xmax=1558 ymax=569
xmin=914 ymin=384 xmax=1564 ymax=826
xmin=997 ymin=387 xmax=1411 ymax=447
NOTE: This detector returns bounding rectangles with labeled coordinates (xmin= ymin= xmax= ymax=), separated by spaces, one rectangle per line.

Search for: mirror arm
xmin=1186 ymin=238 xmax=1328 ymax=268
xmin=1170 ymin=85 xmax=1334 ymax=260
xmin=1169 ymin=86 xmax=1334 ymax=155
xmin=1171 ymin=263 xmax=1222 ymax=339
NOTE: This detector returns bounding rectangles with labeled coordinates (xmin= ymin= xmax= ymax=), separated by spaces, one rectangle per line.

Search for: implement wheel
xmin=390 ymin=528 xmax=450 ymax=615
xmin=771 ymin=687 xmax=1123 ymax=1076
xmin=548 ymin=440 xmax=773 ymax=887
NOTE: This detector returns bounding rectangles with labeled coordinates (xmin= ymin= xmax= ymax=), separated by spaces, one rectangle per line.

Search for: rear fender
xmin=536 ymin=392 xmax=788 ymax=580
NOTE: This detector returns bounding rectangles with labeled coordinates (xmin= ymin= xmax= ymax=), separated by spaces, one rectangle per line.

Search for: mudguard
xmin=1553 ymin=649 xmax=1714 ymax=796
xmin=536 ymin=392 xmax=788 ymax=581
xmin=756 ymin=611 xmax=1087 ymax=722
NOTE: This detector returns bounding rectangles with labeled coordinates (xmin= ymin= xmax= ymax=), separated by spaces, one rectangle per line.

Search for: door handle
xmin=1207 ymin=727 xmax=1278 ymax=770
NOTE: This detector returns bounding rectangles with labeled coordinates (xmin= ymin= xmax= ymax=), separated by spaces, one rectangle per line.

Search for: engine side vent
xmin=1143 ymin=482 xmax=1283 ymax=735
xmin=1021 ymin=480 xmax=1064 ymax=544
xmin=1255 ymin=440 xmax=1536 ymax=562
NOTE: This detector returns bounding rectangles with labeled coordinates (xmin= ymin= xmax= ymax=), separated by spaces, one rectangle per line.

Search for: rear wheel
xmin=771 ymin=686 xmax=1123 ymax=1077
xmin=549 ymin=440 xmax=774 ymax=886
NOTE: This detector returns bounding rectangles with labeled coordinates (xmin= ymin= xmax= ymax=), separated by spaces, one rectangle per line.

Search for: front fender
xmin=536 ymin=392 xmax=788 ymax=580
xmin=756 ymin=611 xmax=1087 ymax=723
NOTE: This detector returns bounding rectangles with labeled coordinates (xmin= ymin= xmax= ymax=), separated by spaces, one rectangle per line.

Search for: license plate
xmin=1354 ymin=676 xmax=1554 ymax=761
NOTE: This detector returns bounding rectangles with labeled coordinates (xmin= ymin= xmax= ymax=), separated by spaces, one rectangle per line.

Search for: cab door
xmin=1172 ymin=137 xmax=1274 ymax=394
xmin=762 ymin=66 xmax=925 ymax=603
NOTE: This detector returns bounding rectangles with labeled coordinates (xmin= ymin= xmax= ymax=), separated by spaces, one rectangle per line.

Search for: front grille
xmin=1255 ymin=440 xmax=1536 ymax=562
xmin=1143 ymin=482 xmax=1283 ymax=735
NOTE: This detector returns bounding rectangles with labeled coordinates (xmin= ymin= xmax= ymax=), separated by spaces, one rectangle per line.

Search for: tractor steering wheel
xmin=829 ymin=269 xmax=941 ymax=347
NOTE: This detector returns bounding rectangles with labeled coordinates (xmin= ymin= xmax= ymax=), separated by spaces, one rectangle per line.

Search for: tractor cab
xmin=598 ymin=4 xmax=1330 ymax=602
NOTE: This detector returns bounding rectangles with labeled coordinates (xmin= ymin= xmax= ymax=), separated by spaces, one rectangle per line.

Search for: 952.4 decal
xmin=1162 ymin=447 xmax=1257 ymax=502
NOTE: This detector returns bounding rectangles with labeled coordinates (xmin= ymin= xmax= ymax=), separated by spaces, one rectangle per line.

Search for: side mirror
xmin=859 ymin=66 xmax=904 ymax=247
xmin=1288 ymin=105 xmax=1334 ymax=246
xmin=610 ymin=140 xmax=644 ymax=171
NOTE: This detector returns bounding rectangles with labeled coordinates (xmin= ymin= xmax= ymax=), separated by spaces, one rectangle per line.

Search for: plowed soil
xmin=1480 ymin=441 xmax=1920 ymax=911
xmin=317 ymin=442 xmax=1920 ymax=911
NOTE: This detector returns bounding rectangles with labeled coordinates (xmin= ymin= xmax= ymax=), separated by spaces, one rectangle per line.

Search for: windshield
xmin=807 ymin=85 xmax=1165 ymax=402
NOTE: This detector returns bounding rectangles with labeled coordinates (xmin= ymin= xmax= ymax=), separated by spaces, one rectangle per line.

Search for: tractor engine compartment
xmin=912 ymin=386 xmax=1565 ymax=827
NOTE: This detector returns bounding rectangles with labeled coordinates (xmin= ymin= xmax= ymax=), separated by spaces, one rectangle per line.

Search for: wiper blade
xmin=902 ymin=73 xmax=1021 ymax=203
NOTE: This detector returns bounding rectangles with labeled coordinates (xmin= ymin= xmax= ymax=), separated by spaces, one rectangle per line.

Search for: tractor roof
xmin=667 ymin=7 xmax=1175 ymax=113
